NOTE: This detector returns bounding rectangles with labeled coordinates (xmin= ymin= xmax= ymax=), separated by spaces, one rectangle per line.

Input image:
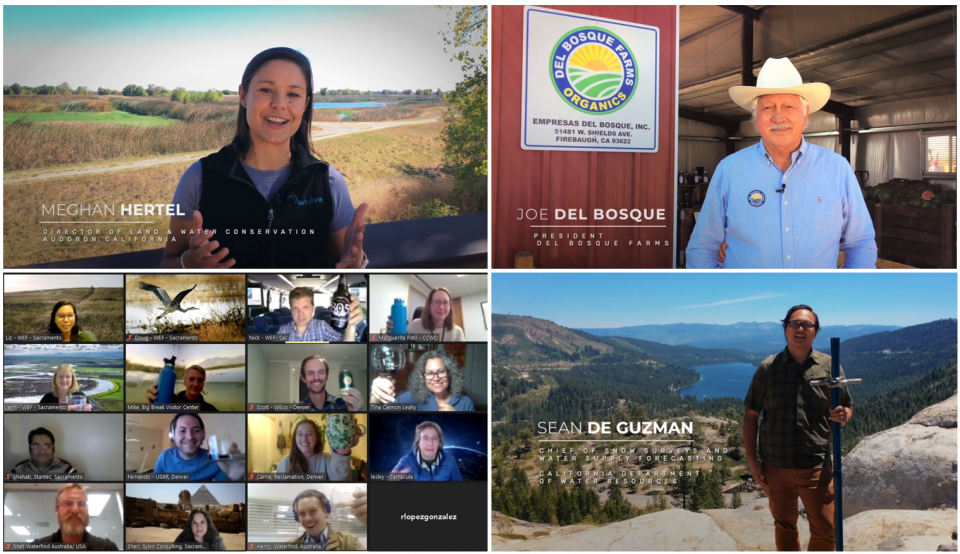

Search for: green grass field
xmin=3 ymin=111 xmax=171 ymax=126
xmin=95 ymin=378 xmax=124 ymax=401
xmin=3 ymin=287 xmax=125 ymax=341
xmin=91 ymin=378 xmax=124 ymax=411
xmin=3 ymin=121 xmax=452 ymax=266
xmin=73 ymin=365 xmax=114 ymax=374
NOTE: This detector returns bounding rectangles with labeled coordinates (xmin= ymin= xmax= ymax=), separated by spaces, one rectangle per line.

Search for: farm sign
xmin=521 ymin=7 xmax=660 ymax=152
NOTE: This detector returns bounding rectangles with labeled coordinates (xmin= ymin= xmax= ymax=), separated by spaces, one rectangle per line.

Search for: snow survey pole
xmin=810 ymin=337 xmax=861 ymax=551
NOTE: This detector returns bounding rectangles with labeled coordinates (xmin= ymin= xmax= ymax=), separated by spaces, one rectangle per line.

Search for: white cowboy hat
xmin=728 ymin=57 xmax=831 ymax=113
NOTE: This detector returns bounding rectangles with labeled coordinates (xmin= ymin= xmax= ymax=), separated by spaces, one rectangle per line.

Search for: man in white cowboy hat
xmin=686 ymin=57 xmax=876 ymax=269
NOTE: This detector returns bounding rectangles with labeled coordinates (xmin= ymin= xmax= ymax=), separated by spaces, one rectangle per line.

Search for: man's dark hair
xmin=781 ymin=304 xmax=820 ymax=331
xmin=299 ymin=355 xmax=329 ymax=379
xmin=230 ymin=47 xmax=315 ymax=158
xmin=28 ymin=427 xmax=55 ymax=447
xmin=169 ymin=413 xmax=205 ymax=434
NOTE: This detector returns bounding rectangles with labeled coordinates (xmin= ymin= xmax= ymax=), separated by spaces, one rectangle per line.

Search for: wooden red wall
xmin=492 ymin=5 xmax=677 ymax=268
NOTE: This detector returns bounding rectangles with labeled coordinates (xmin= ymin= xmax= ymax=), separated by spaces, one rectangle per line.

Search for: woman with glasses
xmin=371 ymin=350 xmax=475 ymax=411
xmin=387 ymin=287 xmax=466 ymax=342
xmin=48 ymin=301 xmax=97 ymax=342
xmin=39 ymin=364 xmax=93 ymax=411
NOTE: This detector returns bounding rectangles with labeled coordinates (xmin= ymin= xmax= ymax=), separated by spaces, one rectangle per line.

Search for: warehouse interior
xmin=677 ymin=5 xmax=957 ymax=267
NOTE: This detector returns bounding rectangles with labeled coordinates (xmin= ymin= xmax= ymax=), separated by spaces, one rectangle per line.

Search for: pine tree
xmin=731 ymin=489 xmax=743 ymax=509
xmin=705 ymin=468 xmax=726 ymax=509
xmin=604 ymin=481 xmax=625 ymax=521
xmin=674 ymin=456 xmax=693 ymax=510
xmin=690 ymin=470 xmax=706 ymax=512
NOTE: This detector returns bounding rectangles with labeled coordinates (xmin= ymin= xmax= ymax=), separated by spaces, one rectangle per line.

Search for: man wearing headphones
xmin=153 ymin=414 xmax=244 ymax=481
xmin=391 ymin=421 xmax=463 ymax=481
xmin=287 ymin=489 xmax=366 ymax=549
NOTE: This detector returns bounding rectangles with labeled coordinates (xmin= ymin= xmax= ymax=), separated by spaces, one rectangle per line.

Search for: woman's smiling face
xmin=240 ymin=60 xmax=308 ymax=150
xmin=54 ymin=304 xmax=76 ymax=336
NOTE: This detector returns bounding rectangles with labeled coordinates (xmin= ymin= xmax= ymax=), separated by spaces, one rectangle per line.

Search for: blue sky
xmin=124 ymin=483 xmax=246 ymax=505
xmin=4 ymin=6 xmax=475 ymax=90
xmin=5 ymin=274 xmax=123 ymax=292
xmin=493 ymin=273 xmax=958 ymax=327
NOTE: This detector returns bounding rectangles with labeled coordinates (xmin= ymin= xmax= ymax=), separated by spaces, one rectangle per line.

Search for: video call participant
xmin=11 ymin=427 xmax=78 ymax=475
xmin=154 ymin=414 xmax=243 ymax=481
xmin=160 ymin=47 xmax=369 ymax=270
xmin=145 ymin=365 xmax=219 ymax=411
xmin=276 ymin=419 xmax=359 ymax=480
xmin=48 ymin=301 xmax=97 ymax=342
xmin=300 ymin=356 xmax=364 ymax=412
xmin=371 ymin=350 xmax=475 ymax=411
xmin=386 ymin=287 xmax=466 ymax=341
xmin=34 ymin=483 xmax=119 ymax=550
xmin=174 ymin=508 xmax=226 ymax=551
xmin=278 ymin=286 xmax=366 ymax=342
xmin=686 ymin=57 xmax=876 ymax=269
xmin=39 ymin=364 xmax=93 ymax=411
xmin=744 ymin=304 xmax=854 ymax=551
xmin=287 ymin=490 xmax=366 ymax=550
xmin=391 ymin=421 xmax=462 ymax=481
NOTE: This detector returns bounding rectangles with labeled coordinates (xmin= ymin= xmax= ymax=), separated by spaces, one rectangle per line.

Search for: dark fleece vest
xmin=198 ymin=144 xmax=333 ymax=268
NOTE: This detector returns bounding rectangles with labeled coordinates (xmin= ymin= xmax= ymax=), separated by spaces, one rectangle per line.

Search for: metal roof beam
xmin=695 ymin=57 xmax=955 ymax=113
xmin=789 ymin=20 xmax=956 ymax=74
xmin=679 ymin=14 xmax=740 ymax=47
xmin=679 ymin=6 xmax=954 ymax=101
xmin=844 ymin=85 xmax=957 ymax=107
xmin=678 ymin=107 xmax=741 ymax=132
xmin=821 ymin=100 xmax=856 ymax=120
xmin=827 ymin=56 xmax=955 ymax=91
xmin=718 ymin=5 xmax=762 ymax=21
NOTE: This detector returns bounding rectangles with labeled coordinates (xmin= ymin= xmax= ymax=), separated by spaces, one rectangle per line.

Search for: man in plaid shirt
xmin=278 ymin=286 xmax=366 ymax=342
xmin=743 ymin=304 xmax=853 ymax=551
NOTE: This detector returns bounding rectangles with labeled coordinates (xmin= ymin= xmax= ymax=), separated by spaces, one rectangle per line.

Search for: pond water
xmin=313 ymin=102 xmax=387 ymax=109
xmin=4 ymin=375 xmax=114 ymax=403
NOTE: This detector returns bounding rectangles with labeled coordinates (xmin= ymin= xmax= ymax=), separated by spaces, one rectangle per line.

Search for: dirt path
xmin=3 ymin=117 xmax=440 ymax=184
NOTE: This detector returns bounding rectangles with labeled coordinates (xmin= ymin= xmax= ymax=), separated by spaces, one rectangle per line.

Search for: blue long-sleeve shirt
xmin=391 ymin=449 xmax=463 ymax=481
xmin=154 ymin=447 xmax=228 ymax=481
xmin=686 ymin=139 xmax=877 ymax=269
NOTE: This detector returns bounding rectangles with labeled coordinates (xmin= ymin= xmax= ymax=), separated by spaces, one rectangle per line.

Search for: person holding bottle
xmin=385 ymin=287 xmax=465 ymax=341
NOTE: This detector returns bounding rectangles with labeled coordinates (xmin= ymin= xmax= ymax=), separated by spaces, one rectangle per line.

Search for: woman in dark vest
xmin=161 ymin=47 xmax=368 ymax=269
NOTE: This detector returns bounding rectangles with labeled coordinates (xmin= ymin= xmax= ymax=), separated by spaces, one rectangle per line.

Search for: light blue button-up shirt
xmin=686 ymin=139 xmax=877 ymax=269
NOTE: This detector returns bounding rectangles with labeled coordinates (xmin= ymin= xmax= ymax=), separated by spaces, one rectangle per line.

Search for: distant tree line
xmin=4 ymin=82 xmax=229 ymax=103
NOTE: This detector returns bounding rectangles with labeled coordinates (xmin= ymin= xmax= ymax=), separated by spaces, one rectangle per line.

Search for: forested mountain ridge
xmin=579 ymin=321 xmax=901 ymax=353
xmin=493 ymin=314 xmax=615 ymax=366
xmin=836 ymin=319 xmax=957 ymax=401
xmin=841 ymin=319 xmax=956 ymax=353
xmin=494 ymin=314 xmax=759 ymax=368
